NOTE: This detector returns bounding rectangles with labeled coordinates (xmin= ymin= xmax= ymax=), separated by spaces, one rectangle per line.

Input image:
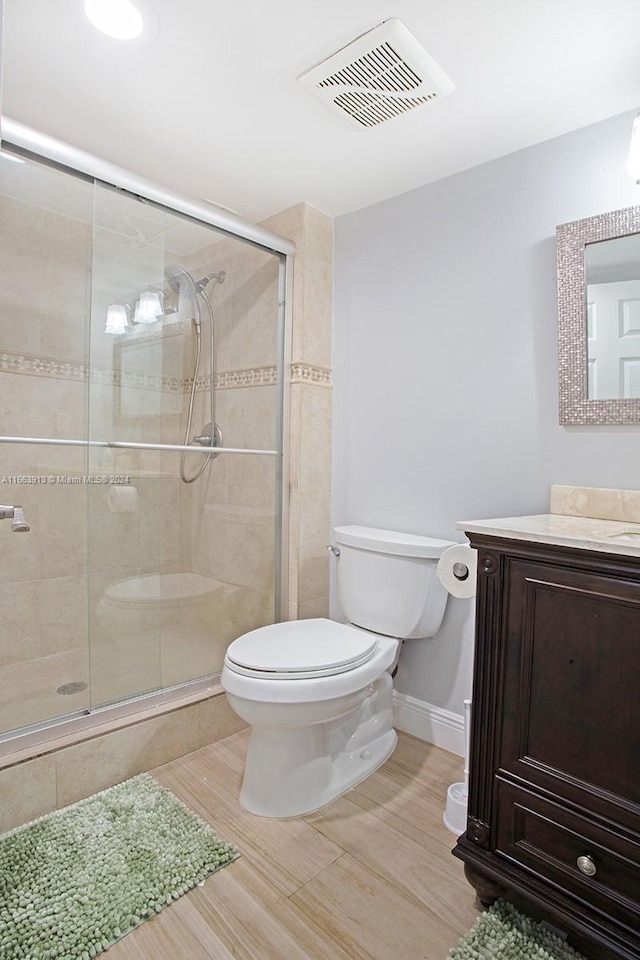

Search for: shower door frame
xmin=0 ymin=117 xmax=294 ymax=748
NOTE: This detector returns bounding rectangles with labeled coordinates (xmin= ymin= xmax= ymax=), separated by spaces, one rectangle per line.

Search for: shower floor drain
xmin=56 ymin=681 xmax=88 ymax=695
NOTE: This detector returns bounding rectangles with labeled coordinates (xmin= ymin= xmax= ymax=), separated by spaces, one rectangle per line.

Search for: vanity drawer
xmin=495 ymin=780 xmax=640 ymax=932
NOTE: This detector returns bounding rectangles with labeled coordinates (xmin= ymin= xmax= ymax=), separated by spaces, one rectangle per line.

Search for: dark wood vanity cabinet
xmin=453 ymin=534 xmax=640 ymax=960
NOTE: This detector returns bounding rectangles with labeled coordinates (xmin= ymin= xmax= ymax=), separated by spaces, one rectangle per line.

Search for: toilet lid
xmin=225 ymin=618 xmax=377 ymax=679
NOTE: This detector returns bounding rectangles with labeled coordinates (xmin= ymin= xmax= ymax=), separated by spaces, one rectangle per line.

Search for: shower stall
xmin=0 ymin=120 xmax=293 ymax=745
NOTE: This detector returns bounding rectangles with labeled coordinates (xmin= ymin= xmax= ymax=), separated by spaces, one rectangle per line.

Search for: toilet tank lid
xmin=334 ymin=525 xmax=457 ymax=558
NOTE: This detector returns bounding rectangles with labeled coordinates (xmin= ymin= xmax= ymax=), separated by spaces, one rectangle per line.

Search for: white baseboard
xmin=392 ymin=691 xmax=464 ymax=757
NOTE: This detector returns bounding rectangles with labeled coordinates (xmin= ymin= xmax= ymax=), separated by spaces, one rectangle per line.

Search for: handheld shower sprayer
xmin=164 ymin=265 xmax=225 ymax=300
xmin=194 ymin=270 xmax=226 ymax=294
xmin=164 ymin=264 xmax=225 ymax=331
xmin=163 ymin=264 xmax=226 ymax=483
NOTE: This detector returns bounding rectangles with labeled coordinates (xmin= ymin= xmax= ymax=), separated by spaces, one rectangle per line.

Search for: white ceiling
xmin=3 ymin=0 xmax=640 ymax=224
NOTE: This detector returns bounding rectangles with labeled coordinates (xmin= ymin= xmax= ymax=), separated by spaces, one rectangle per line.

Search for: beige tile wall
xmin=0 ymin=194 xmax=93 ymax=725
xmin=0 ymin=692 xmax=246 ymax=833
xmin=263 ymin=204 xmax=334 ymax=621
xmin=177 ymin=235 xmax=281 ymax=649
xmin=165 ymin=201 xmax=335 ymax=627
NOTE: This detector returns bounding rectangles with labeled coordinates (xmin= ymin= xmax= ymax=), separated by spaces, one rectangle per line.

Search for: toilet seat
xmin=225 ymin=618 xmax=377 ymax=680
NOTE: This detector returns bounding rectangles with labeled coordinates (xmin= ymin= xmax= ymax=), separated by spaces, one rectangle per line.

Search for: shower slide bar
xmin=0 ymin=436 xmax=279 ymax=456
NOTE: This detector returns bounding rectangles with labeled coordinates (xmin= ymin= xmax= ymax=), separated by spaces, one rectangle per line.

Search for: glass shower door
xmin=0 ymin=153 xmax=94 ymax=734
xmin=87 ymin=183 xmax=284 ymax=708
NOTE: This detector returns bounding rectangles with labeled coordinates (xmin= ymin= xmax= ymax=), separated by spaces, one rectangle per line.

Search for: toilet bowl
xmin=223 ymin=618 xmax=398 ymax=817
xmin=221 ymin=525 xmax=455 ymax=818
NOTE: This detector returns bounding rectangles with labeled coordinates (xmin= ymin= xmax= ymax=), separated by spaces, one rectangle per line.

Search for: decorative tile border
xmin=199 ymin=364 xmax=332 ymax=389
xmin=90 ymin=365 xmax=183 ymax=393
xmin=0 ymin=351 xmax=332 ymax=392
xmin=212 ymin=367 xmax=278 ymax=389
xmin=0 ymin=351 xmax=86 ymax=382
xmin=290 ymin=363 xmax=332 ymax=386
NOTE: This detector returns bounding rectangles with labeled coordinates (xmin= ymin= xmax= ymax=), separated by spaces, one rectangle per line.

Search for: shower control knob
xmin=577 ymin=855 xmax=597 ymax=877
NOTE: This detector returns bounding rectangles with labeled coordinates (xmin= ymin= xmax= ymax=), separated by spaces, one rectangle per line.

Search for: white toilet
xmin=220 ymin=524 xmax=455 ymax=818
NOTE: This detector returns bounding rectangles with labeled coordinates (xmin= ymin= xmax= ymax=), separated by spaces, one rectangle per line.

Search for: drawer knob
xmin=577 ymin=854 xmax=597 ymax=877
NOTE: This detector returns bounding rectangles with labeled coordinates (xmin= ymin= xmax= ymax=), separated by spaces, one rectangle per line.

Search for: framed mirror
xmin=557 ymin=204 xmax=640 ymax=424
xmin=113 ymin=319 xmax=188 ymax=424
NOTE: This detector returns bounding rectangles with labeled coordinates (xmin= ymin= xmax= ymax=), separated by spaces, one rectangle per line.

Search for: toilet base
xmin=239 ymin=727 xmax=398 ymax=819
xmin=224 ymin=647 xmax=400 ymax=819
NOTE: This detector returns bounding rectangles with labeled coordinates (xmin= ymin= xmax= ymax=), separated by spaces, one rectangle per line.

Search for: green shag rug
xmin=450 ymin=900 xmax=587 ymax=960
xmin=0 ymin=773 xmax=239 ymax=960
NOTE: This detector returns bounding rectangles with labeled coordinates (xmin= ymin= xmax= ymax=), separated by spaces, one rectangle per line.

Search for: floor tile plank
xmin=290 ymin=853 xmax=466 ymax=960
xmin=156 ymin=744 xmax=344 ymax=897
xmin=88 ymin=730 xmax=480 ymax=959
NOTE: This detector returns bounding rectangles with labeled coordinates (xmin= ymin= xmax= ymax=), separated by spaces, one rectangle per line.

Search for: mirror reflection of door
xmin=587 ymin=280 xmax=640 ymax=399
xmin=585 ymin=234 xmax=640 ymax=400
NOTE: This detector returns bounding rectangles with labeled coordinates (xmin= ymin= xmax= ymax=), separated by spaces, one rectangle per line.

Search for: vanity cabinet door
xmin=498 ymin=556 xmax=640 ymax=833
xmin=455 ymin=537 xmax=640 ymax=960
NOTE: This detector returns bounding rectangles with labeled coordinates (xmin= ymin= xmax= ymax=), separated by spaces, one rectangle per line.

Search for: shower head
xmin=165 ymin=264 xmax=199 ymax=300
xmin=199 ymin=269 xmax=226 ymax=290
xmin=164 ymin=265 xmax=226 ymax=300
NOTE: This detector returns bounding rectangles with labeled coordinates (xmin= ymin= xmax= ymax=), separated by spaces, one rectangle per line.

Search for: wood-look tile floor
xmin=108 ymin=730 xmax=480 ymax=960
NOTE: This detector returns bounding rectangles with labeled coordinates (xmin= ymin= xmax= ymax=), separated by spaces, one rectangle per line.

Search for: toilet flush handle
xmin=327 ymin=544 xmax=340 ymax=558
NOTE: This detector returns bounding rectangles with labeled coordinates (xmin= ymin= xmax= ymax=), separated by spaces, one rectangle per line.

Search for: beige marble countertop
xmin=457 ymin=513 xmax=640 ymax=558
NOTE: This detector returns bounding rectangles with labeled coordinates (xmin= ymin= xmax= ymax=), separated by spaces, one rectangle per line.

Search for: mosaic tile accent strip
xmin=215 ymin=367 xmax=278 ymax=389
xmin=90 ymin=365 xmax=184 ymax=393
xmin=0 ymin=351 xmax=86 ymax=382
xmin=557 ymin=204 xmax=640 ymax=425
xmin=290 ymin=363 xmax=332 ymax=386
xmin=0 ymin=352 xmax=331 ymax=392
xmin=0 ymin=350 xmax=184 ymax=393
xmin=203 ymin=364 xmax=332 ymax=389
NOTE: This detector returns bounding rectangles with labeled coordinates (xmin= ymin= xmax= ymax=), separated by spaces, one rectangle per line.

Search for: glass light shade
xmin=84 ymin=0 xmax=144 ymax=40
xmin=627 ymin=114 xmax=640 ymax=183
xmin=105 ymin=303 xmax=129 ymax=335
xmin=134 ymin=289 xmax=164 ymax=324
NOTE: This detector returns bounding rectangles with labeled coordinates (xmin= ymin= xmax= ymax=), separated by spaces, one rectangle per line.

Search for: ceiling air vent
xmin=298 ymin=19 xmax=454 ymax=129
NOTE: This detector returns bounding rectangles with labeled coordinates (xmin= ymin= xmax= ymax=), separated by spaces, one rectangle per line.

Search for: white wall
xmin=332 ymin=109 xmax=640 ymax=724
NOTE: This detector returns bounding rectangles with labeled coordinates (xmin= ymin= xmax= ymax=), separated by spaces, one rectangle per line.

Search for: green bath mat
xmin=0 ymin=773 xmax=239 ymax=959
xmin=450 ymin=899 xmax=587 ymax=960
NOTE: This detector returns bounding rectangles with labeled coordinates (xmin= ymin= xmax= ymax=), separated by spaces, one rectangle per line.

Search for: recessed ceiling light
xmin=84 ymin=0 xmax=144 ymax=40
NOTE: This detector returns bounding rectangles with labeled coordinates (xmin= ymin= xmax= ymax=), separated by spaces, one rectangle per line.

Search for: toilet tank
xmin=333 ymin=525 xmax=456 ymax=640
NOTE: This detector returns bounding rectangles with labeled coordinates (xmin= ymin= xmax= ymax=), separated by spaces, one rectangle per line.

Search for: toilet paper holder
xmin=437 ymin=543 xmax=478 ymax=600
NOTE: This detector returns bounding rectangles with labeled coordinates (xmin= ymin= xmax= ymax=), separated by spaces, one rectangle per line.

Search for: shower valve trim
xmin=0 ymin=504 xmax=30 ymax=532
